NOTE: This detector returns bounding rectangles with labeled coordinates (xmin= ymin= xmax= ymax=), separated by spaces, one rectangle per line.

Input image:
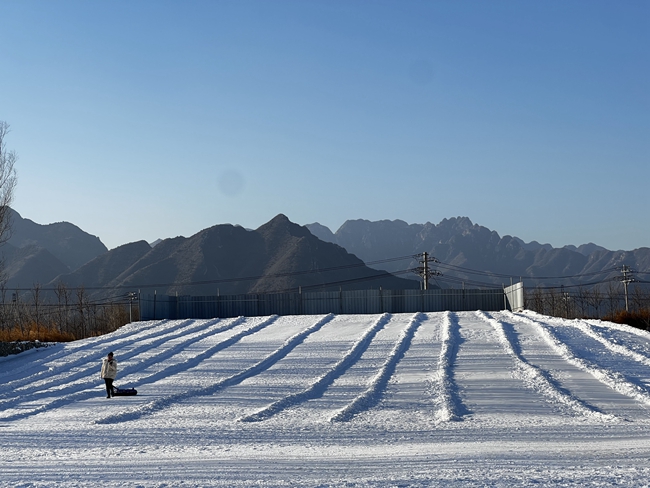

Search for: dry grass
xmin=604 ymin=309 xmax=650 ymax=331
xmin=0 ymin=323 xmax=76 ymax=342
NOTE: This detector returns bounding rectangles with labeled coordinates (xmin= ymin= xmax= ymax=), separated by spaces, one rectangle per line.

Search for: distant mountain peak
xmin=439 ymin=216 xmax=475 ymax=230
xmin=4 ymin=207 xmax=108 ymax=273
xmin=257 ymin=214 xmax=312 ymax=240
xmin=305 ymin=222 xmax=336 ymax=243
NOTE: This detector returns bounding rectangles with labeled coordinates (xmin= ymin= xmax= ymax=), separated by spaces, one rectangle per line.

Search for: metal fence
xmin=139 ymin=288 xmax=509 ymax=320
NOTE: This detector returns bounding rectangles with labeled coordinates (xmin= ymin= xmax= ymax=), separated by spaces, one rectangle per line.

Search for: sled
xmin=112 ymin=386 xmax=138 ymax=396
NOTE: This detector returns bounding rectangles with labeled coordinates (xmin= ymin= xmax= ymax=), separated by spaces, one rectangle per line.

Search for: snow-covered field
xmin=3 ymin=311 xmax=650 ymax=487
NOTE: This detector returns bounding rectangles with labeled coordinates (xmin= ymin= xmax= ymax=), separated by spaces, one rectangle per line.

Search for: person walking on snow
xmin=101 ymin=352 xmax=118 ymax=398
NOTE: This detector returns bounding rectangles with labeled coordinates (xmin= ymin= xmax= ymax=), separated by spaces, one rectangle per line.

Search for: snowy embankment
xmin=3 ymin=311 xmax=650 ymax=487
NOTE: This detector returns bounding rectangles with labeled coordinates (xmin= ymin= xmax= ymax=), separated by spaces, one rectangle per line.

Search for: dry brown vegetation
xmin=0 ymin=284 xmax=136 ymax=342
xmin=0 ymin=323 xmax=76 ymax=342
xmin=603 ymin=309 xmax=650 ymax=331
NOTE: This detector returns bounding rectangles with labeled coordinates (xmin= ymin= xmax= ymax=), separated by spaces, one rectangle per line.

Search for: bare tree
xmin=546 ymin=288 xmax=560 ymax=317
xmin=606 ymin=281 xmax=621 ymax=317
xmin=589 ymin=285 xmax=604 ymax=319
xmin=575 ymin=286 xmax=588 ymax=318
xmin=529 ymin=287 xmax=544 ymax=314
xmin=55 ymin=282 xmax=70 ymax=334
xmin=31 ymin=283 xmax=41 ymax=340
xmin=561 ymin=290 xmax=573 ymax=319
xmin=632 ymin=284 xmax=649 ymax=313
xmin=0 ymin=121 xmax=17 ymax=246
xmin=76 ymin=287 xmax=88 ymax=338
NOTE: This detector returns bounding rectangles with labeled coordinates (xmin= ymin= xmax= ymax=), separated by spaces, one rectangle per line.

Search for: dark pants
xmin=104 ymin=378 xmax=114 ymax=397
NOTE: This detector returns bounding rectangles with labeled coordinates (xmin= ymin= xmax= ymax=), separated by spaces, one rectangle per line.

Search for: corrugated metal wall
xmin=504 ymin=282 xmax=525 ymax=312
xmin=139 ymin=288 xmax=507 ymax=320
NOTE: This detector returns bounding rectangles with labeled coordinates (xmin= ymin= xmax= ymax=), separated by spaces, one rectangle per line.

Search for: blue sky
xmin=1 ymin=1 xmax=648 ymax=251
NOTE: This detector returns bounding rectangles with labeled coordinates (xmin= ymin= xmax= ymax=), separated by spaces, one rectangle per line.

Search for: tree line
xmin=0 ymin=284 xmax=137 ymax=342
xmin=525 ymin=281 xmax=650 ymax=330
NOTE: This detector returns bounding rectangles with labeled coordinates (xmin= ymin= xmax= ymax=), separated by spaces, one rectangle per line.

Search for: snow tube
xmin=113 ymin=386 xmax=137 ymax=396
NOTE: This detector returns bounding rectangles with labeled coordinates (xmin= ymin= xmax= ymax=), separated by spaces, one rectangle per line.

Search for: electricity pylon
xmin=412 ymin=252 xmax=442 ymax=290
xmin=619 ymin=265 xmax=635 ymax=312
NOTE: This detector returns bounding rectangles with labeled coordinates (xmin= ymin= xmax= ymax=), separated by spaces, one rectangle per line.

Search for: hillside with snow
xmin=3 ymin=311 xmax=650 ymax=486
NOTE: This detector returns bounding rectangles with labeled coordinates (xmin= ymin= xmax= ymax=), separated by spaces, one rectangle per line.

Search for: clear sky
xmin=1 ymin=1 xmax=648 ymax=251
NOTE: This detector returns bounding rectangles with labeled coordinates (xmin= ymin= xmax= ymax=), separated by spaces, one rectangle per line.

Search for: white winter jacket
xmin=101 ymin=358 xmax=118 ymax=380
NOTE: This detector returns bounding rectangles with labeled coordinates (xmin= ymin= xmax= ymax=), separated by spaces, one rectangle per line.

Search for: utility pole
xmin=412 ymin=252 xmax=442 ymax=290
xmin=127 ymin=291 xmax=137 ymax=323
xmin=620 ymin=265 xmax=635 ymax=313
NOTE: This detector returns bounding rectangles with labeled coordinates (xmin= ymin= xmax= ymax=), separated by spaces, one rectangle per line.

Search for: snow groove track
xmin=96 ymin=314 xmax=334 ymax=424
xmin=430 ymin=311 xmax=464 ymax=422
xmin=0 ymin=320 xmax=193 ymax=408
xmin=240 ymin=313 xmax=392 ymax=422
xmin=1 ymin=318 xmax=221 ymax=402
xmin=588 ymin=318 xmax=650 ymax=342
xmin=0 ymin=317 xmax=238 ymax=422
xmin=9 ymin=313 xmax=650 ymax=486
xmin=0 ymin=319 xmax=181 ymax=396
xmin=573 ymin=319 xmax=650 ymax=368
xmin=330 ymin=312 xmax=424 ymax=422
xmin=479 ymin=311 xmax=615 ymax=421
xmin=511 ymin=312 xmax=650 ymax=409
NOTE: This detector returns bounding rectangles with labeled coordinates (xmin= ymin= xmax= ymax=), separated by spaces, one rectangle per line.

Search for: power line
xmin=4 ymin=251 xmax=650 ymax=296
xmin=435 ymin=262 xmax=621 ymax=281
xmin=5 ymin=255 xmax=417 ymax=292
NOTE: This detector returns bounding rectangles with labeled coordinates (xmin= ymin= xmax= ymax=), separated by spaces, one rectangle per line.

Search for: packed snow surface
xmin=3 ymin=311 xmax=650 ymax=486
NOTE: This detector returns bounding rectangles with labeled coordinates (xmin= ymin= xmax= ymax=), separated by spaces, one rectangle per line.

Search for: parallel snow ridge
xmin=111 ymin=316 xmax=247 ymax=386
xmin=479 ymin=311 xmax=615 ymax=421
xmin=430 ymin=311 xmax=464 ymax=423
xmin=240 ymin=313 xmax=392 ymax=422
xmin=587 ymin=318 xmax=650 ymax=340
xmin=0 ymin=318 xmax=192 ymax=395
xmin=0 ymin=320 xmax=168 ymax=381
xmin=0 ymin=318 xmax=232 ymax=410
xmin=573 ymin=319 xmax=650 ymax=368
xmin=95 ymin=314 xmax=334 ymax=425
xmin=513 ymin=312 xmax=650 ymax=409
xmin=330 ymin=312 xmax=424 ymax=422
xmin=2 ymin=318 xmax=224 ymax=401
xmin=524 ymin=310 xmax=650 ymax=342
xmin=0 ymin=317 xmax=244 ymax=422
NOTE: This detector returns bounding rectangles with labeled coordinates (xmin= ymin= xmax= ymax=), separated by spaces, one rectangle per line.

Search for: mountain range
xmin=306 ymin=218 xmax=649 ymax=288
xmin=1 ymin=209 xmax=648 ymax=298
xmin=0 ymin=211 xmax=418 ymax=297
xmin=0 ymin=208 xmax=108 ymax=291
